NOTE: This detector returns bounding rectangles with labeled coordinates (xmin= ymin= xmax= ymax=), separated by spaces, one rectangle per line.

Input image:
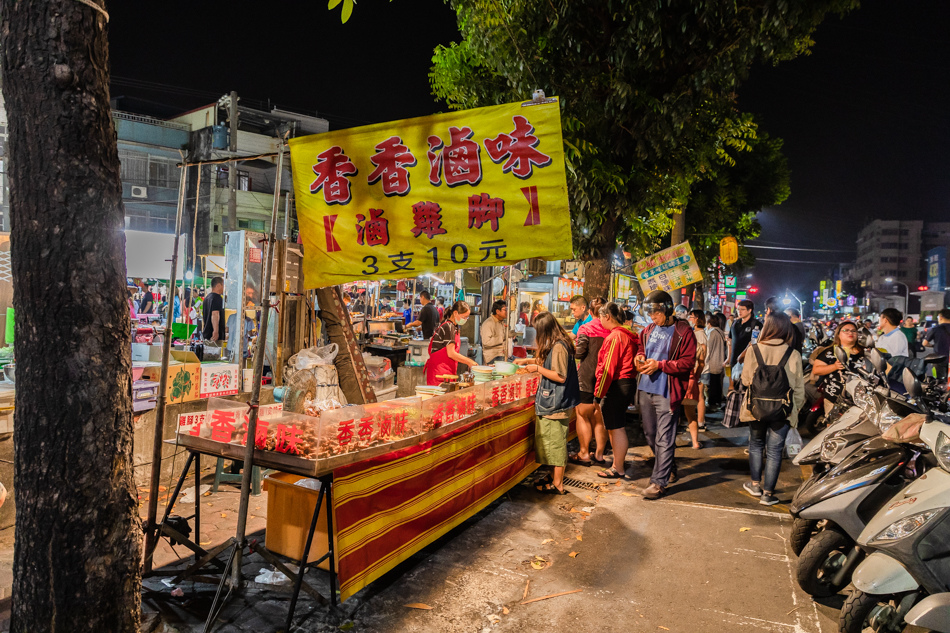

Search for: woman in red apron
xmin=425 ymin=300 xmax=478 ymax=385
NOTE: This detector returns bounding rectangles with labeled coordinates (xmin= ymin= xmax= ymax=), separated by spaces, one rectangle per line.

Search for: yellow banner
xmin=288 ymin=99 xmax=573 ymax=289
xmin=634 ymin=241 xmax=703 ymax=294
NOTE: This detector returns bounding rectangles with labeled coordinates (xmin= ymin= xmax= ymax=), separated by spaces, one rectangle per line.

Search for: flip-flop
xmin=589 ymin=456 xmax=609 ymax=466
xmin=568 ymin=452 xmax=593 ymax=466
xmin=536 ymin=473 xmax=553 ymax=486
xmin=535 ymin=482 xmax=569 ymax=495
xmin=597 ymin=467 xmax=625 ymax=479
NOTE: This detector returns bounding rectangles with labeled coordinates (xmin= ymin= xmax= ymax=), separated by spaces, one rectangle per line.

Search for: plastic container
xmin=263 ymin=472 xmax=334 ymax=569
xmin=492 ymin=361 xmax=518 ymax=376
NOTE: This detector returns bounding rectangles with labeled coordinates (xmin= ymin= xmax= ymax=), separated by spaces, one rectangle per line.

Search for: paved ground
xmin=0 ymin=413 xmax=850 ymax=633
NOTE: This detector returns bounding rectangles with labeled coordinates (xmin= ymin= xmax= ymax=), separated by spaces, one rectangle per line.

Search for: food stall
xmin=144 ymin=96 xmax=576 ymax=629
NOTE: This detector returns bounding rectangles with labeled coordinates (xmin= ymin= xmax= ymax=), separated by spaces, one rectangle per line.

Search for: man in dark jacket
xmin=635 ymin=290 xmax=697 ymax=499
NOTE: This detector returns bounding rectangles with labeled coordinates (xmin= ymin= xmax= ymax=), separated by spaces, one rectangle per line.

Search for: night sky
xmin=108 ymin=1 xmax=950 ymax=305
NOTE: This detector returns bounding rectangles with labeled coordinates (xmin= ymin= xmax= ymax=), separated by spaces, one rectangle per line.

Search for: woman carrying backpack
xmin=740 ymin=312 xmax=805 ymax=506
xmin=515 ymin=312 xmax=580 ymax=494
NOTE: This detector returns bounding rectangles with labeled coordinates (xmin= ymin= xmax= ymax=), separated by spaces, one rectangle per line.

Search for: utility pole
xmin=227 ymin=90 xmax=238 ymax=232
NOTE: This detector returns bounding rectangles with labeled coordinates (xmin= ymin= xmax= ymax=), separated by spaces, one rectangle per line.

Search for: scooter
xmin=840 ymin=370 xmax=950 ymax=633
xmin=790 ymin=349 xmax=925 ymax=558
xmin=792 ymin=432 xmax=931 ymax=598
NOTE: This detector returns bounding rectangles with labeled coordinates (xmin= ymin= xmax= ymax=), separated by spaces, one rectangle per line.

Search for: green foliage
xmin=685 ymin=132 xmax=791 ymax=274
xmin=430 ymin=0 xmax=856 ymax=265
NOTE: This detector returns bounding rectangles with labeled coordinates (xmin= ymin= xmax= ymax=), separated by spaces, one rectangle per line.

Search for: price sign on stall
xmin=290 ymin=99 xmax=574 ymax=288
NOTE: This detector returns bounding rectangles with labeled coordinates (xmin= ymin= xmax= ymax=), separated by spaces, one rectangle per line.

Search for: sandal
xmin=536 ymin=482 xmax=568 ymax=495
xmin=589 ymin=455 xmax=609 ymax=466
xmin=597 ymin=467 xmax=625 ymax=479
xmin=536 ymin=473 xmax=553 ymax=486
xmin=568 ymin=452 xmax=593 ymax=467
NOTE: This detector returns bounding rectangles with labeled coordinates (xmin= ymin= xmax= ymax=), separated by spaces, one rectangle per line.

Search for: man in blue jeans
xmin=635 ymin=291 xmax=697 ymax=500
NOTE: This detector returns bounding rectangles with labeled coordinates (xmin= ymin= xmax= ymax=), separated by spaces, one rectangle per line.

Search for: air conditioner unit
xmin=130 ymin=186 xmax=148 ymax=199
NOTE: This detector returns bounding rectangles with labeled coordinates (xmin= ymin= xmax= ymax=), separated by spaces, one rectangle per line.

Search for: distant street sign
xmin=725 ymin=275 xmax=736 ymax=290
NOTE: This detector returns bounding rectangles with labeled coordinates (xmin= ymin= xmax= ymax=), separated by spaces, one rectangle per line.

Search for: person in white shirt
xmin=876 ymin=308 xmax=909 ymax=358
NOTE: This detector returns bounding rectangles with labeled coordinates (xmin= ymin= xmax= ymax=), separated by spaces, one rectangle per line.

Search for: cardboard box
xmin=199 ymin=363 xmax=239 ymax=398
xmin=140 ymin=351 xmax=201 ymax=404
xmin=131 ymin=343 xmax=165 ymax=362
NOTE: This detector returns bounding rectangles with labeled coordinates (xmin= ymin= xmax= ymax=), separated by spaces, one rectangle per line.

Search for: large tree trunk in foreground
xmin=1 ymin=1 xmax=142 ymax=631
xmin=583 ymin=217 xmax=619 ymax=302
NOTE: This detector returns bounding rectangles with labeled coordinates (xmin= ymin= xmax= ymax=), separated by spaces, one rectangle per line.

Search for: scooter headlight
xmin=877 ymin=405 xmax=904 ymax=434
xmin=935 ymin=432 xmax=950 ymax=472
xmin=820 ymin=437 xmax=849 ymax=462
xmin=870 ymin=510 xmax=940 ymax=545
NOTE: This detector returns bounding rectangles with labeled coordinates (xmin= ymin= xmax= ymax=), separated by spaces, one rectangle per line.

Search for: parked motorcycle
xmin=839 ymin=370 xmax=950 ymax=633
xmin=790 ymin=348 xmax=925 ymax=558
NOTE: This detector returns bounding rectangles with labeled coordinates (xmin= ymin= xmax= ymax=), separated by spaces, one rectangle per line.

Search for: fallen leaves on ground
xmin=621 ymin=492 xmax=635 ymax=497
xmin=541 ymin=538 xmax=555 ymax=545
xmin=569 ymin=551 xmax=579 ymax=558
xmin=530 ymin=556 xmax=548 ymax=570
xmin=220 ymin=513 xmax=228 ymax=518
xmin=404 ymin=603 xmax=433 ymax=610
xmin=576 ymin=535 xmax=583 ymax=541
xmin=503 ymin=607 xmax=510 ymax=615
xmin=739 ymin=527 xmax=751 ymax=532
xmin=659 ymin=627 xmax=670 ymax=631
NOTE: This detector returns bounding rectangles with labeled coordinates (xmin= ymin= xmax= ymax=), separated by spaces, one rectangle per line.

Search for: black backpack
xmin=746 ymin=344 xmax=794 ymax=423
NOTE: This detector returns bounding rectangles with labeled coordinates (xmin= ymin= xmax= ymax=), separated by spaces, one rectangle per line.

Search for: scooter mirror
xmin=868 ymin=347 xmax=888 ymax=373
xmin=858 ymin=327 xmax=873 ymax=348
xmin=833 ymin=345 xmax=848 ymax=366
xmin=903 ymin=367 xmax=922 ymax=398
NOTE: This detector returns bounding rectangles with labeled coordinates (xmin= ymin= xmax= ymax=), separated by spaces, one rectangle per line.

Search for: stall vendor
xmin=406 ymin=290 xmax=440 ymax=339
xmin=425 ymin=300 xmax=478 ymax=385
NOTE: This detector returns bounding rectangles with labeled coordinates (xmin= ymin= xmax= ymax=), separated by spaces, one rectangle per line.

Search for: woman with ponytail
xmin=424 ymin=300 xmax=477 ymax=385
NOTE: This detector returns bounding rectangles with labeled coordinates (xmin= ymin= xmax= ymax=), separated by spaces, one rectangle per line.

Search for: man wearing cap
xmin=635 ymin=290 xmax=697 ymax=500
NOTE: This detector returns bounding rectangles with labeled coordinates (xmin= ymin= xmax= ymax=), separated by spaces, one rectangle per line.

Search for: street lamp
xmin=884 ymin=277 xmax=909 ymax=313
xmin=785 ymin=290 xmax=805 ymax=316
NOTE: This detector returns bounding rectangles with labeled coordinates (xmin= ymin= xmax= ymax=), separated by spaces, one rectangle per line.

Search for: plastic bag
xmin=254 ymin=568 xmax=291 ymax=585
xmin=293 ymin=344 xmax=340 ymax=370
xmin=294 ymin=479 xmax=322 ymax=491
xmin=785 ymin=427 xmax=804 ymax=458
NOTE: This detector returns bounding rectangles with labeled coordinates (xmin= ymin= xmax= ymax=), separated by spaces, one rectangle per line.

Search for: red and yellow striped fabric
xmin=332 ymin=403 xmax=538 ymax=601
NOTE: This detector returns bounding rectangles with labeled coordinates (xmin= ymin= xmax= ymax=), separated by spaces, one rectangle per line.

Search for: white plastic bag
xmin=294 ymin=344 xmax=340 ymax=370
xmin=785 ymin=427 xmax=803 ymax=458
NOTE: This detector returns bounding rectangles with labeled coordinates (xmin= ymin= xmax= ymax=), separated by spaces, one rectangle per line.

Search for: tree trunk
xmin=1 ymin=2 xmax=143 ymax=631
xmin=584 ymin=241 xmax=615 ymax=302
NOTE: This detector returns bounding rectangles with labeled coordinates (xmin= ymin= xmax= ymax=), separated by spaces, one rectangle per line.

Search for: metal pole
xmin=227 ymin=91 xmax=239 ymax=233
xmin=231 ymin=135 xmax=286 ymax=585
xmin=144 ymin=160 xmax=189 ymax=572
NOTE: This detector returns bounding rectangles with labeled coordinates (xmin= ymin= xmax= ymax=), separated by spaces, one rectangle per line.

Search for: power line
xmin=746 ymin=244 xmax=855 ymax=253
xmin=754 ymin=258 xmax=853 ymax=265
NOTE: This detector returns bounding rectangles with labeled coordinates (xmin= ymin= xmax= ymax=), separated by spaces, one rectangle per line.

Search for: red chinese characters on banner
xmin=254 ymin=419 xmax=270 ymax=449
xmin=410 ymin=201 xmax=447 ymax=239
xmin=484 ymin=115 xmax=552 ymax=179
xmin=210 ymin=410 xmax=236 ymax=443
xmin=444 ymin=398 xmax=458 ymax=424
xmin=490 ymin=385 xmax=501 ymax=408
xmin=367 ymin=136 xmax=416 ymax=196
xmin=461 ymin=393 xmax=476 ymax=416
xmin=525 ymin=375 xmax=541 ymax=397
xmin=275 ymin=424 xmax=302 ymax=454
xmin=358 ymin=417 xmax=375 ymax=442
xmin=427 ymin=126 xmax=482 ymax=187
xmin=378 ymin=412 xmax=393 ymax=437
xmin=468 ymin=193 xmax=505 ymax=231
xmin=337 ymin=420 xmax=355 ymax=447
xmin=310 ymin=146 xmax=358 ymax=205
xmin=356 ymin=208 xmax=390 ymax=246
xmin=393 ymin=411 xmax=408 ymax=435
